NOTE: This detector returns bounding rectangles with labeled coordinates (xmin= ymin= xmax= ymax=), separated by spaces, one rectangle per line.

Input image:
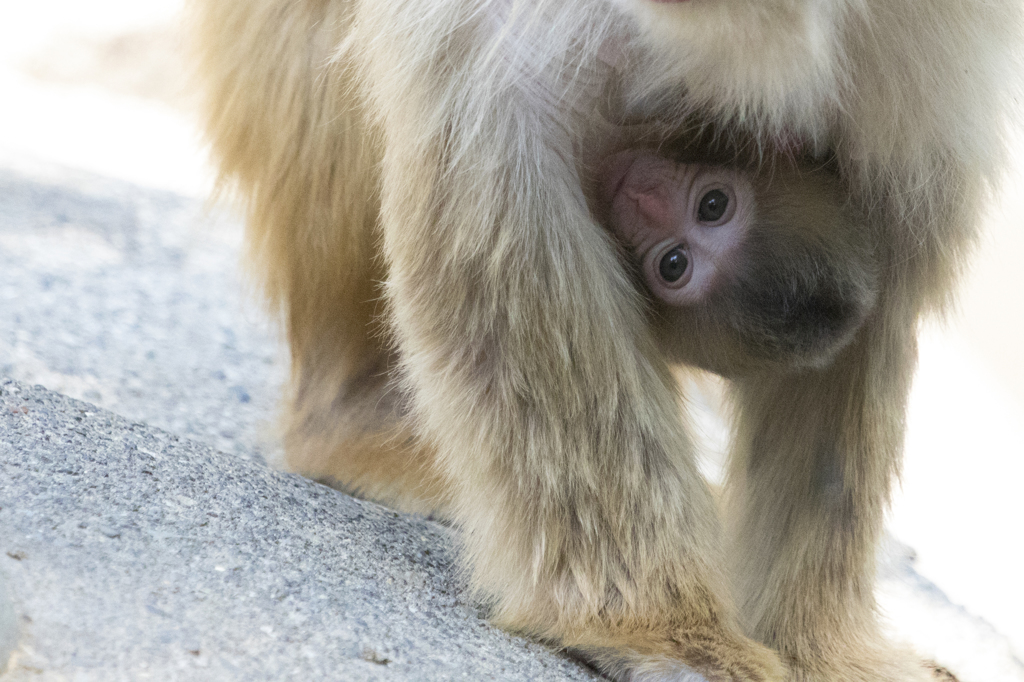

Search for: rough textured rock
xmin=0 ymin=574 xmax=15 ymax=675
xmin=0 ymin=380 xmax=600 ymax=681
xmin=0 ymin=161 xmax=285 ymax=464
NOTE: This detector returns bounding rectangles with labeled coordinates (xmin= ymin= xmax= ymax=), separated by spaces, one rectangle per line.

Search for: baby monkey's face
xmin=601 ymin=151 xmax=754 ymax=306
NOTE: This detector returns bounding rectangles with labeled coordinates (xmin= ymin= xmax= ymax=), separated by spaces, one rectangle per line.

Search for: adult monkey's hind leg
xmin=727 ymin=307 xmax=929 ymax=682
xmin=725 ymin=0 xmax=1018 ymax=675
xmin=192 ymin=0 xmax=447 ymax=515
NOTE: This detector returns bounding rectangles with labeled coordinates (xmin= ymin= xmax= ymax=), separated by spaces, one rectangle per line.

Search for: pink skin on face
xmin=600 ymin=151 xmax=753 ymax=306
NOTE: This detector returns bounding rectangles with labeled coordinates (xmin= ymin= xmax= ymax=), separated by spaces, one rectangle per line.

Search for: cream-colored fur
xmin=190 ymin=0 xmax=1021 ymax=680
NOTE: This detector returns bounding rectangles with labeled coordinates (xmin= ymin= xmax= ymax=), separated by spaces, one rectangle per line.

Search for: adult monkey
xmin=192 ymin=0 xmax=1020 ymax=680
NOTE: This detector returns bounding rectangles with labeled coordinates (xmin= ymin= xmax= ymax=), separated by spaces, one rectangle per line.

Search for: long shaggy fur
xmin=190 ymin=0 xmax=1021 ymax=679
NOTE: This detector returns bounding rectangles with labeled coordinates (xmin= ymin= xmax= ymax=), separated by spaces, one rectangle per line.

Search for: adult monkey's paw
xmin=578 ymin=627 xmax=786 ymax=682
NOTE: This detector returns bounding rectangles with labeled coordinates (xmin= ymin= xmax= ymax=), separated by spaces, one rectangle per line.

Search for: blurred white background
xmin=0 ymin=0 xmax=1020 ymax=671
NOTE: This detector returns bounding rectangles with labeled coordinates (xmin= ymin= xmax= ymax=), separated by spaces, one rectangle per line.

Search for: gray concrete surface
xmin=0 ymin=379 xmax=600 ymax=681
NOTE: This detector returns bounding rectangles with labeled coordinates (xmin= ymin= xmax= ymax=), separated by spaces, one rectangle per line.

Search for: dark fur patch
xmin=724 ymin=250 xmax=864 ymax=366
xmin=733 ymin=274 xmax=858 ymax=358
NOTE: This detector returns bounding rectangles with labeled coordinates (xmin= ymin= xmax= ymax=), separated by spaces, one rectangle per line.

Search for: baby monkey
xmin=601 ymin=149 xmax=879 ymax=377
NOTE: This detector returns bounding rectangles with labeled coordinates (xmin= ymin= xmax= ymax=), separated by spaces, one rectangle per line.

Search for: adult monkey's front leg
xmin=357 ymin=10 xmax=781 ymax=682
xmin=376 ymin=107 xmax=782 ymax=682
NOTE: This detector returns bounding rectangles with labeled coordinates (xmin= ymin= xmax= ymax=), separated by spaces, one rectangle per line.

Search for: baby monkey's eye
xmin=659 ymin=246 xmax=688 ymax=283
xmin=697 ymin=189 xmax=728 ymax=222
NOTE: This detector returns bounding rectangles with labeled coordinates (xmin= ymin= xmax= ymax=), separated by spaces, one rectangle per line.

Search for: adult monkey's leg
xmin=355 ymin=4 xmax=783 ymax=680
xmin=727 ymin=1 xmax=1018 ymax=675
xmin=193 ymin=0 xmax=447 ymax=515
xmin=727 ymin=305 xmax=930 ymax=681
